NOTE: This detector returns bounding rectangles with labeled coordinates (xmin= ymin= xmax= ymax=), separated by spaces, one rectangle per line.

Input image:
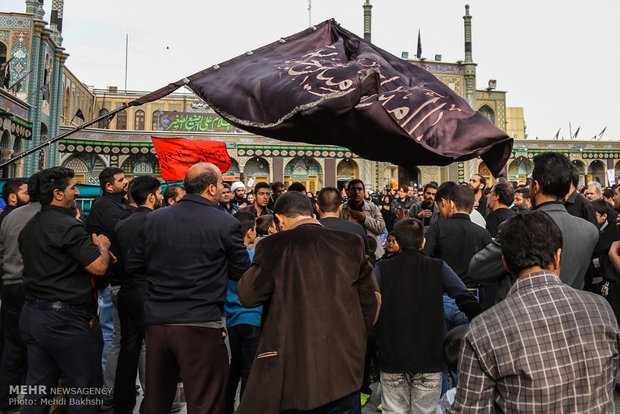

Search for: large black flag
xmin=131 ymin=19 xmax=512 ymax=176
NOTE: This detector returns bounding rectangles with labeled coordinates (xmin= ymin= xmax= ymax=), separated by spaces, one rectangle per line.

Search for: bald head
xmin=184 ymin=163 xmax=222 ymax=201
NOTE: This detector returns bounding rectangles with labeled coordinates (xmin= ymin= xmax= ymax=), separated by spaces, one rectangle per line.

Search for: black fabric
xmin=380 ymin=207 xmax=396 ymax=233
xmin=86 ymin=192 xmax=132 ymax=286
xmin=129 ymin=20 xmax=512 ymax=177
xmin=422 ymin=213 xmax=492 ymax=286
xmin=125 ymin=194 xmax=250 ymax=325
xmin=320 ymin=217 xmax=375 ymax=263
xmin=486 ymin=207 xmax=515 ymax=238
xmin=0 ymin=283 xmax=26 ymax=409
xmin=476 ymin=195 xmax=488 ymax=218
xmin=377 ymin=250 xmax=445 ymax=373
xmin=564 ymin=190 xmax=598 ymax=227
xmin=114 ymin=206 xmax=152 ymax=301
xmin=19 ymin=205 xmax=101 ymax=305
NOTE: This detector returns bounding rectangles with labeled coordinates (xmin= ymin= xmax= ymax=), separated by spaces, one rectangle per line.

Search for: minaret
xmin=363 ymin=0 xmax=372 ymax=42
xmin=50 ymin=0 xmax=64 ymax=45
xmin=463 ymin=4 xmax=477 ymax=106
xmin=26 ymin=0 xmax=45 ymax=19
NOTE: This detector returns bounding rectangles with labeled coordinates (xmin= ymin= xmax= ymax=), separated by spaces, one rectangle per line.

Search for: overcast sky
xmin=5 ymin=0 xmax=620 ymax=141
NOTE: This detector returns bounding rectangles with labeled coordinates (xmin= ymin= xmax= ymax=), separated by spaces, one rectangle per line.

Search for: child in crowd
xmin=225 ymin=211 xmax=262 ymax=414
xmin=249 ymin=214 xmax=278 ymax=251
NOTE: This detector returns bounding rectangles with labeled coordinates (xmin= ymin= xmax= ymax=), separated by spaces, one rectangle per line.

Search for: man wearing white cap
xmin=231 ymin=182 xmax=248 ymax=208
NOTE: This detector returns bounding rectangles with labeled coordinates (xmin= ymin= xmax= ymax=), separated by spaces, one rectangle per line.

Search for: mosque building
xmin=0 ymin=1 xmax=618 ymax=190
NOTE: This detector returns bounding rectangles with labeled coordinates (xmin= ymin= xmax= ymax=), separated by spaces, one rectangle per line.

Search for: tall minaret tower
xmin=50 ymin=0 xmax=64 ymax=45
xmin=363 ymin=0 xmax=372 ymax=42
xmin=463 ymin=4 xmax=477 ymax=106
xmin=25 ymin=0 xmax=44 ymax=19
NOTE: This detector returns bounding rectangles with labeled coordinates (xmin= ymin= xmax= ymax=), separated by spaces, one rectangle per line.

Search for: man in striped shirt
xmin=451 ymin=210 xmax=620 ymax=413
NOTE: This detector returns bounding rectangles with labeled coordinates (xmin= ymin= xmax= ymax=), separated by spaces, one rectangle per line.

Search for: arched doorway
xmin=62 ymin=156 xmax=90 ymax=183
xmin=477 ymin=162 xmax=493 ymax=188
xmin=398 ymin=165 xmax=421 ymax=189
xmin=572 ymin=160 xmax=586 ymax=188
xmin=337 ymin=159 xmax=358 ymax=190
xmin=508 ymin=157 xmax=533 ymax=183
xmin=588 ymin=160 xmax=606 ymax=185
xmin=284 ymin=156 xmax=323 ymax=193
xmin=10 ymin=137 xmax=23 ymax=177
xmin=244 ymin=157 xmax=270 ymax=187
xmin=223 ymin=158 xmax=240 ymax=182
xmin=121 ymin=154 xmax=160 ymax=180
xmin=478 ymin=105 xmax=495 ymax=124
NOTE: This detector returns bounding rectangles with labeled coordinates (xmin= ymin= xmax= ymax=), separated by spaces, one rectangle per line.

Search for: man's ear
xmin=420 ymin=238 xmax=426 ymax=250
xmin=553 ymin=248 xmax=562 ymax=274
xmin=8 ymin=193 xmax=17 ymax=204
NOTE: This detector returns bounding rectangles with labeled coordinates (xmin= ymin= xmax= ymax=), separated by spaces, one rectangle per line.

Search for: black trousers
xmin=225 ymin=324 xmax=260 ymax=414
xmin=280 ymin=391 xmax=361 ymax=414
xmin=113 ymin=295 xmax=144 ymax=414
xmin=19 ymin=303 xmax=103 ymax=414
xmin=0 ymin=283 xmax=27 ymax=410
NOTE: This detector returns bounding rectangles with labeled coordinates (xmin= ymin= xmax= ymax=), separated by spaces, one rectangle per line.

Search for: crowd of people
xmin=0 ymin=151 xmax=619 ymax=414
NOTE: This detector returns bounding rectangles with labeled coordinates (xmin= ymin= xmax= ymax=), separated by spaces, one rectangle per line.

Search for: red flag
xmin=151 ymin=137 xmax=231 ymax=181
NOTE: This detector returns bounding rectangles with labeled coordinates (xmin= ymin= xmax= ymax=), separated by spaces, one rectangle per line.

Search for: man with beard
xmin=86 ymin=166 xmax=131 ymax=409
xmin=231 ymin=181 xmax=248 ymax=208
xmin=239 ymin=182 xmax=272 ymax=217
xmin=112 ymin=176 xmax=163 ymax=414
xmin=0 ymin=178 xmax=29 ymax=226
xmin=126 ymin=163 xmax=250 ymax=413
xmin=341 ymin=179 xmax=386 ymax=260
xmin=512 ymin=188 xmax=531 ymax=211
xmin=409 ymin=182 xmax=440 ymax=231
xmin=469 ymin=174 xmax=488 ymax=218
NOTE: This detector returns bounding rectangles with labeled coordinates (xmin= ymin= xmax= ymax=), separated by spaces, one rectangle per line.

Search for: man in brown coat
xmin=237 ymin=191 xmax=381 ymax=414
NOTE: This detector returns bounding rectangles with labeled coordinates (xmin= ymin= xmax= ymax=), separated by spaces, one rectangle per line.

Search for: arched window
xmin=478 ymin=105 xmax=495 ymax=124
xmin=152 ymin=111 xmax=161 ymax=130
xmin=0 ymin=41 xmax=7 ymax=65
xmin=134 ymin=110 xmax=145 ymax=130
xmin=116 ymin=110 xmax=127 ymax=130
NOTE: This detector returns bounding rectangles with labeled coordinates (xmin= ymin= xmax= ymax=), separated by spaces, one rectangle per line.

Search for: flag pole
xmin=0 ymin=103 xmax=129 ymax=169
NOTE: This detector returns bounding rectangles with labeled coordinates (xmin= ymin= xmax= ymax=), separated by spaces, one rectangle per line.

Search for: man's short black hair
xmin=532 ymin=152 xmax=572 ymax=200
xmin=423 ymin=182 xmax=438 ymax=193
xmin=493 ymin=182 xmax=514 ymax=206
xmin=2 ymin=178 xmax=27 ymax=203
xmin=256 ymin=214 xmax=275 ymax=236
xmin=184 ymin=169 xmax=218 ymax=195
xmin=450 ymin=185 xmax=475 ymax=212
xmin=603 ymin=188 xmax=615 ymax=200
xmin=393 ymin=218 xmax=424 ymax=250
xmin=271 ymin=181 xmax=284 ymax=191
xmin=500 ymin=210 xmax=563 ymax=276
xmin=131 ymin=176 xmax=161 ymax=207
xmin=99 ymin=166 xmax=123 ymax=190
xmin=222 ymin=182 xmax=231 ymax=190
xmin=317 ymin=187 xmax=341 ymax=213
xmin=569 ymin=162 xmax=580 ymax=188
xmin=348 ymin=179 xmax=365 ymax=191
xmin=235 ymin=211 xmax=256 ymax=236
xmin=288 ymin=182 xmax=307 ymax=193
xmin=39 ymin=167 xmax=75 ymax=206
xmin=592 ymin=198 xmax=609 ymax=216
xmin=273 ymin=191 xmax=313 ymax=218
xmin=515 ymin=187 xmax=530 ymax=200
xmin=254 ymin=182 xmax=270 ymax=192
xmin=27 ymin=172 xmax=41 ymax=203
xmin=436 ymin=181 xmax=457 ymax=203
xmin=164 ymin=184 xmax=185 ymax=205
xmin=443 ymin=325 xmax=469 ymax=373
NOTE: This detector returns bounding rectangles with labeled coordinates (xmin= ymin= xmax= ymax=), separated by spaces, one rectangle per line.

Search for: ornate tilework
xmin=0 ymin=16 xmax=32 ymax=30
xmin=9 ymin=31 xmax=30 ymax=92
xmin=0 ymin=30 xmax=9 ymax=45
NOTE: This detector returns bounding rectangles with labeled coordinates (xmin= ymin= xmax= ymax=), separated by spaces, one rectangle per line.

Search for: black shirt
xmin=320 ymin=217 xmax=375 ymax=263
xmin=564 ymin=190 xmax=598 ymax=227
xmin=422 ymin=213 xmax=492 ymax=286
xmin=19 ymin=205 xmax=101 ymax=305
xmin=486 ymin=207 xmax=516 ymax=238
xmin=114 ymin=206 xmax=152 ymax=301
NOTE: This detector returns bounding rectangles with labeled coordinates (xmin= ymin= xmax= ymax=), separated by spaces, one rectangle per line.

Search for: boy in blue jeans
xmin=225 ymin=211 xmax=262 ymax=414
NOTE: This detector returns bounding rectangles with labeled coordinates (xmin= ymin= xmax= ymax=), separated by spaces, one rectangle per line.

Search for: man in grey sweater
xmin=0 ymin=173 xmax=42 ymax=411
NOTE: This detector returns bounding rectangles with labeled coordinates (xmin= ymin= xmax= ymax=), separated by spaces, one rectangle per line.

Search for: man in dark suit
xmin=237 ymin=191 xmax=381 ymax=414
xmin=126 ymin=163 xmax=250 ymax=414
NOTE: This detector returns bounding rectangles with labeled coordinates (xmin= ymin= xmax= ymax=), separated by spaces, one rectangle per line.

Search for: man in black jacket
xmin=126 ymin=163 xmax=250 ymax=413
xmin=375 ymin=218 xmax=481 ymax=413
xmin=113 ymin=176 xmax=163 ymax=414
